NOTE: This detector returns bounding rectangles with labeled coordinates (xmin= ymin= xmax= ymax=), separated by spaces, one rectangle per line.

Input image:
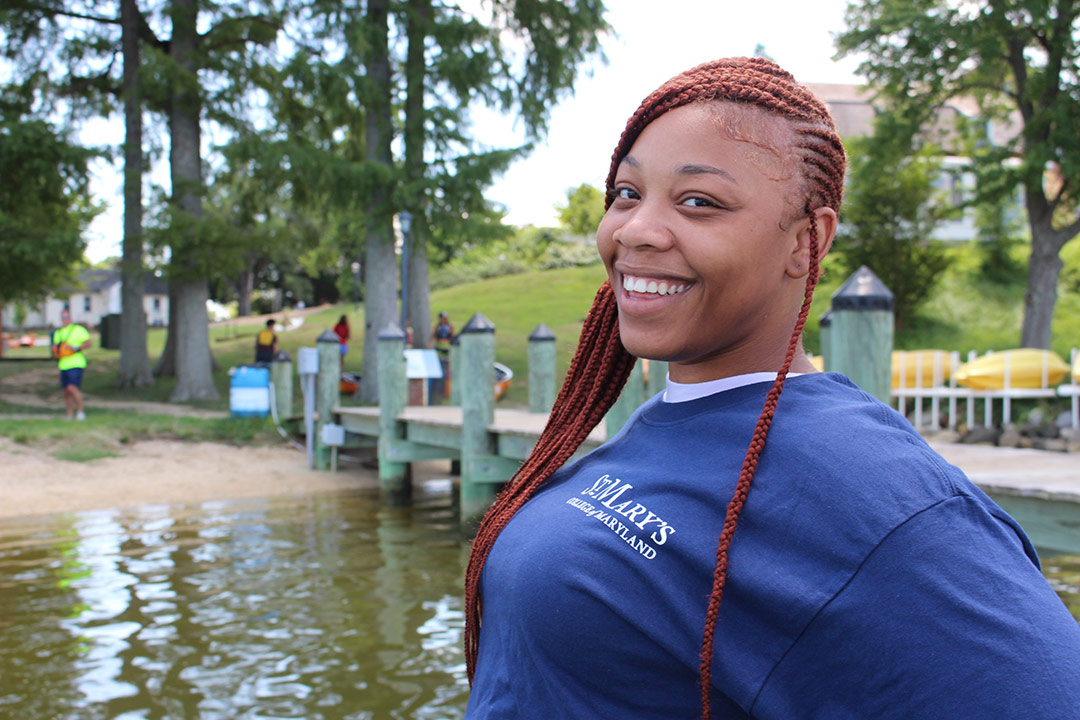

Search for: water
xmin=1 ymin=487 xmax=1078 ymax=720
xmin=0 ymin=484 xmax=470 ymax=719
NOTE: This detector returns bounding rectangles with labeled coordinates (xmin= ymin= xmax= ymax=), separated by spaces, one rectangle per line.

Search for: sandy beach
xmin=0 ymin=437 xmax=382 ymax=520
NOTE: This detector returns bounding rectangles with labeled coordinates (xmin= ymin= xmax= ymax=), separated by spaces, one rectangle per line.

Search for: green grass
xmin=6 ymin=242 xmax=1080 ymax=415
xmin=429 ymin=264 xmax=609 ymax=406
xmin=0 ymin=409 xmax=283 ymax=460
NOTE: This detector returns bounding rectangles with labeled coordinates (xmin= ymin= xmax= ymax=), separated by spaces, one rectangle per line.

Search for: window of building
xmin=153 ymin=297 xmax=161 ymax=310
xmin=83 ymin=296 xmax=91 ymax=312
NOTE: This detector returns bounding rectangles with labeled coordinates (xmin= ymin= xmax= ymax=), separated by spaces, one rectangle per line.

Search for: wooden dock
xmin=334 ymin=398 xmax=1080 ymax=553
xmin=320 ymin=317 xmax=1080 ymax=548
xmin=336 ymin=405 xmax=605 ymax=461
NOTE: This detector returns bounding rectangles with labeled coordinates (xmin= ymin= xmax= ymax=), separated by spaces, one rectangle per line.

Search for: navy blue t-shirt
xmin=466 ymin=374 xmax=1080 ymax=718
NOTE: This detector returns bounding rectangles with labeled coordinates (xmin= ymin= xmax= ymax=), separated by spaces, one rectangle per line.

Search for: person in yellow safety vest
xmin=52 ymin=308 xmax=92 ymax=421
xmin=255 ymin=318 xmax=278 ymax=365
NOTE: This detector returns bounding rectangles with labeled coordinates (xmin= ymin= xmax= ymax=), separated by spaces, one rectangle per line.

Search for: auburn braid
xmin=462 ymin=57 xmax=846 ymax=718
xmin=698 ymin=221 xmax=822 ymax=719
xmin=464 ymin=281 xmax=635 ymax=678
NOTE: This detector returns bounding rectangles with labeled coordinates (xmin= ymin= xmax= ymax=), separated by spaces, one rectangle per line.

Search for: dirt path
xmin=0 ymin=352 xmax=227 ymax=418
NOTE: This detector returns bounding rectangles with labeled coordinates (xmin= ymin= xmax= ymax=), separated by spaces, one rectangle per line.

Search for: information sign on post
xmin=404 ymin=348 xmax=444 ymax=406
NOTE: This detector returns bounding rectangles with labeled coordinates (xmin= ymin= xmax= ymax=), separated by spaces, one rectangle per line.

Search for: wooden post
xmin=315 ymin=330 xmax=341 ymax=470
xmin=646 ymin=359 xmax=668 ymax=399
xmin=819 ymin=309 xmax=833 ymax=372
xmin=270 ymin=351 xmax=293 ymax=420
xmin=605 ymin=358 xmax=644 ymax=438
xmin=448 ymin=336 xmax=462 ymax=406
xmin=459 ymin=312 xmax=498 ymax=531
xmin=528 ymin=323 xmax=557 ymax=413
xmin=829 ymin=266 xmax=894 ymax=403
xmin=377 ymin=322 xmax=409 ymax=495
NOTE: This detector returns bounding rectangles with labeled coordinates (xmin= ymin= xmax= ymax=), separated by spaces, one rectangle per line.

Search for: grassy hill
xmin=8 ymin=241 xmax=1080 ymax=412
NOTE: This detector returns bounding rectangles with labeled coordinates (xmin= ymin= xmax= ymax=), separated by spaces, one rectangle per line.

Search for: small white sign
xmin=320 ymin=423 xmax=345 ymax=447
xmin=404 ymin=349 xmax=444 ymax=379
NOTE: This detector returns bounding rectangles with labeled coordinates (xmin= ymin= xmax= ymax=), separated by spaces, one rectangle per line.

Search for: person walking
xmin=52 ymin=309 xmax=91 ymax=421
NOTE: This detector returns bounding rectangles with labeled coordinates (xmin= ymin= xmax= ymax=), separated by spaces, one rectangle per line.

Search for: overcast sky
xmin=82 ymin=0 xmax=865 ymax=262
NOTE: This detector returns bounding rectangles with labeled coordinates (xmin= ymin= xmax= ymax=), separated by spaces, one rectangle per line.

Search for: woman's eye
xmin=682 ymin=196 xmax=716 ymax=209
xmin=614 ymin=187 xmax=639 ymax=201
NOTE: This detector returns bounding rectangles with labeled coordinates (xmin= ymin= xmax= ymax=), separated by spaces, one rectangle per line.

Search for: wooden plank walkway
xmin=335 ymin=405 xmax=605 ymax=460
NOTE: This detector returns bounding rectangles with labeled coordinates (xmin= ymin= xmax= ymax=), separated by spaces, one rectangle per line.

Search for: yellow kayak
xmin=954 ymin=349 xmax=1069 ymax=390
xmin=892 ymin=350 xmax=951 ymax=389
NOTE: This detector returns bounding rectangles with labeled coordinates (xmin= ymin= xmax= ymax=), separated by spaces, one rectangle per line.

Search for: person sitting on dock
xmin=462 ymin=57 xmax=1080 ymax=719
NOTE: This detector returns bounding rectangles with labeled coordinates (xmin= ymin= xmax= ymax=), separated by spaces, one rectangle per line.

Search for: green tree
xmin=260 ymin=0 xmax=609 ymax=401
xmin=0 ymin=115 xmax=97 ymax=355
xmin=836 ymin=115 xmax=952 ymax=330
xmin=1 ymin=0 xmax=155 ymax=385
xmin=837 ymin=0 xmax=1080 ymax=348
xmin=556 ymin=183 xmax=605 ymax=236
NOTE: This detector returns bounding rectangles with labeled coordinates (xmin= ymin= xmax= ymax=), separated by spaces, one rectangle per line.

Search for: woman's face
xmin=597 ymin=102 xmax=819 ymax=383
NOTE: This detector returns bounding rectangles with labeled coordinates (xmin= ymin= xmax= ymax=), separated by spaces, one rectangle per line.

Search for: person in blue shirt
xmin=462 ymin=57 xmax=1080 ymax=719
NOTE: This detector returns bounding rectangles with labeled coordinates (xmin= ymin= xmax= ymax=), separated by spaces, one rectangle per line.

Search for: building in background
xmin=2 ymin=268 xmax=170 ymax=330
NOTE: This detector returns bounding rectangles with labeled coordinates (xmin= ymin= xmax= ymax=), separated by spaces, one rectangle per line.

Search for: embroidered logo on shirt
xmin=565 ymin=473 xmax=676 ymax=560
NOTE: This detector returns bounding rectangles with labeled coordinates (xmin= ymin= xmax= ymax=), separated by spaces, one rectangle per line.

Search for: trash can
xmin=100 ymin=313 xmax=121 ymax=350
xmin=230 ymin=365 xmax=271 ymax=418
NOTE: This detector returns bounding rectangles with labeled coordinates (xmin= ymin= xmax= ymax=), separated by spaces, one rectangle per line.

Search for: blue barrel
xmin=230 ymin=365 xmax=271 ymax=418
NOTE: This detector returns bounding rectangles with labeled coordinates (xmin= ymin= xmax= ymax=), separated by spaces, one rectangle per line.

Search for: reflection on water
xmin=1043 ymin=553 xmax=1080 ymax=622
xmin=1 ymin=484 xmax=1078 ymax=719
xmin=0 ymin=483 xmax=469 ymax=719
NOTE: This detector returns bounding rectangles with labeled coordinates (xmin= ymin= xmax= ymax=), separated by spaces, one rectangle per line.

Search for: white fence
xmin=892 ymin=348 xmax=1079 ymax=430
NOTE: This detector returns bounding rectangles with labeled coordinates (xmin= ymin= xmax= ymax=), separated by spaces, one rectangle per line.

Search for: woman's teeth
xmin=622 ymin=275 xmax=688 ymax=296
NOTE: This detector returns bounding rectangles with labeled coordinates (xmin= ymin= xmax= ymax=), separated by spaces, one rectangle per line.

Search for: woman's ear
xmin=786 ymin=207 xmax=838 ymax=279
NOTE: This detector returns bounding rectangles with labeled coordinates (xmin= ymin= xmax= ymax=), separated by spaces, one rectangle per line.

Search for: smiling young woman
xmin=598 ymin=102 xmax=834 ymax=382
xmin=463 ymin=57 xmax=1080 ymax=720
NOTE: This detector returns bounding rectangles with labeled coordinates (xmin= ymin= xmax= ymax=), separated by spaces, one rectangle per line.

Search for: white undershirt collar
xmin=663 ymin=371 xmax=804 ymax=403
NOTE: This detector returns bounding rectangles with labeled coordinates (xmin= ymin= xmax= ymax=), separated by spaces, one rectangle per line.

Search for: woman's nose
xmin=612 ymin=202 xmax=675 ymax=251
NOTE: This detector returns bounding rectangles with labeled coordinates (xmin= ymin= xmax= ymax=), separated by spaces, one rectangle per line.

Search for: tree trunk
xmin=167 ymin=0 xmax=217 ymax=402
xmin=154 ymin=286 xmax=178 ymax=376
xmin=359 ymin=0 xmax=398 ymax=404
xmin=117 ymin=0 xmax=153 ymax=389
xmin=407 ymin=223 xmax=431 ymax=349
xmin=1020 ymin=222 xmax=1065 ymax=349
xmin=404 ymin=0 xmax=432 ymax=349
xmin=236 ymin=268 xmax=254 ymax=316
xmin=0 ymin=301 xmax=5 ymax=358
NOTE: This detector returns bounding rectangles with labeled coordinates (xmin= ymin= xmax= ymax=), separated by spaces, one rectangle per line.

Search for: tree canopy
xmin=0 ymin=114 xmax=97 ymax=306
xmin=836 ymin=112 xmax=952 ymax=329
xmin=556 ymin=183 xmax=605 ymax=236
xmin=837 ymin=0 xmax=1080 ymax=348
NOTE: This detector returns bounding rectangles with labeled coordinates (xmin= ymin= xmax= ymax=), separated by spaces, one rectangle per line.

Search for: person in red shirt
xmin=333 ymin=315 xmax=350 ymax=371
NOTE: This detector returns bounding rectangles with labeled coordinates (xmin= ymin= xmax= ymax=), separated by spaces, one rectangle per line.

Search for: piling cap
xmin=831 ymin=265 xmax=894 ymax=311
xmin=819 ymin=309 xmax=832 ymax=328
xmin=461 ymin=312 xmax=495 ymax=334
xmin=529 ymin=323 xmax=556 ymax=342
xmin=317 ymin=329 xmax=341 ymax=343
xmin=377 ymin=322 xmax=406 ymax=341
xmin=273 ymin=350 xmax=292 ymax=362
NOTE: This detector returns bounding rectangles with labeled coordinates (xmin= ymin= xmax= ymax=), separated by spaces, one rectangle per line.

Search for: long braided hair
xmin=464 ymin=57 xmax=846 ymax=718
